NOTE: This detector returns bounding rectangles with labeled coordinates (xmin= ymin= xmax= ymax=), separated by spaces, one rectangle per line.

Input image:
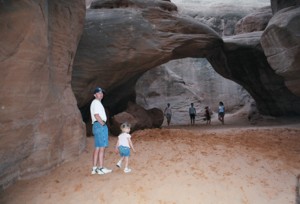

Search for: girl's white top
xmin=118 ymin=132 xmax=131 ymax=148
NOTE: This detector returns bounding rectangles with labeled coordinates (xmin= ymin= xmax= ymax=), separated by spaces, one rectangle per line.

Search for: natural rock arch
xmin=73 ymin=0 xmax=300 ymax=127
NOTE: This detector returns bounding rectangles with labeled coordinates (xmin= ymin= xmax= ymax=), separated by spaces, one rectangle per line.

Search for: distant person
xmin=218 ymin=101 xmax=225 ymax=125
xmin=189 ymin=103 xmax=196 ymax=125
xmin=115 ymin=122 xmax=136 ymax=173
xmin=205 ymin=106 xmax=211 ymax=125
xmin=90 ymin=87 xmax=112 ymax=175
xmin=247 ymin=101 xmax=262 ymax=124
xmin=164 ymin=103 xmax=172 ymax=126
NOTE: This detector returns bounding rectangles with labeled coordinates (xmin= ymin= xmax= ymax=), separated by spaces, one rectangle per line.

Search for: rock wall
xmin=271 ymin=0 xmax=300 ymax=13
xmin=0 ymin=0 xmax=86 ymax=189
xmin=261 ymin=6 xmax=300 ymax=97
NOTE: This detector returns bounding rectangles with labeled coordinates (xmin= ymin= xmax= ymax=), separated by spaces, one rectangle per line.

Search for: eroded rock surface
xmin=208 ymin=31 xmax=300 ymax=115
xmin=261 ymin=6 xmax=300 ymax=97
xmin=271 ymin=0 xmax=300 ymax=13
xmin=72 ymin=0 xmax=223 ymax=110
xmin=235 ymin=6 xmax=273 ymax=34
xmin=74 ymin=0 xmax=300 ymax=120
xmin=0 ymin=0 xmax=86 ymax=189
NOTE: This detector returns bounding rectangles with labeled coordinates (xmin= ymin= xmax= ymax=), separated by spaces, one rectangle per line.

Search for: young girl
xmin=205 ymin=106 xmax=211 ymax=125
xmin=115 ymin=122 xmax=136 ymax=173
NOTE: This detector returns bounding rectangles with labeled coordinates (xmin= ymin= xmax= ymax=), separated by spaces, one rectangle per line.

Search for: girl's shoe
xmin=116 ymin=160 xmax=122 ymax=168
xmin=124 ymin=168 xmax=131 ymax=173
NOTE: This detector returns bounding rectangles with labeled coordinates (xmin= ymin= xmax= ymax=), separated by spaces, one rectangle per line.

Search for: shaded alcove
xmin=135 ymin=57 xmax=252 ymax=126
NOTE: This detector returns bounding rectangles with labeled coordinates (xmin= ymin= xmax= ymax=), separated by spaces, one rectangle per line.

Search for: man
xmin=218 ymin=101 xmax=225 ymax=125
xmin=90 ymin=87 xmax=112 ymax=174
xmin=189 ymin=103 xmax=196 ymax=125
xmin=164 ymin=103 xmax=172 ymax=126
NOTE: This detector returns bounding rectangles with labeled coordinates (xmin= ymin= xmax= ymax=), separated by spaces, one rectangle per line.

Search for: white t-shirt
xmin=218 ymin=105 xmax=225 ymax=113
xmin=90 ymin=99 xmax=107 ymax=124
xmin=118 ymin=132 xmax=131 ymax=148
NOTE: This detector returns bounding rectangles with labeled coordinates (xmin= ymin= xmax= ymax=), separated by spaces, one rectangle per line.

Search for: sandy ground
xmin=1 ymin=115 xmax=300 ymax=204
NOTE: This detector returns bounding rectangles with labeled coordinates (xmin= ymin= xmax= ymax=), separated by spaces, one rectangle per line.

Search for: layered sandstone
xmin=72 ymin=0 xmax=222 ymax=109
xmin=74 ymin=0 xmax=300 ymax=121
xmin=0 ymin=0 xmax=86 ymax=189
xmin=261 ymin=6 xmax=300 ymax=97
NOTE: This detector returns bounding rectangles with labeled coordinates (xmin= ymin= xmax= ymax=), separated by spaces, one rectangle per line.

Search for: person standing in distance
xmin=189 ymin=103 xmax=196 ymax=125
xmin=90 ymin=87 xmax=112 ymax=175
xmin=205 ymin=106 xmax=211 ymax=125
xmin=218 ymin=101 xmax=225 ymax=125
xmin=164 ymin=103 xmax=172 ymax=126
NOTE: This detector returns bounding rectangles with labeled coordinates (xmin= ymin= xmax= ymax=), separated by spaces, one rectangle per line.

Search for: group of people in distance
xmin=164 ymin=101 xmax=225 ymax=126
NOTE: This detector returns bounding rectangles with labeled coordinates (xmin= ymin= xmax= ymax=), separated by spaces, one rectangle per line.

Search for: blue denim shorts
xmin=118 ymin=146 xmax=130 ymax=157
xmin=92 ymin=122 xmax=108 ymax=148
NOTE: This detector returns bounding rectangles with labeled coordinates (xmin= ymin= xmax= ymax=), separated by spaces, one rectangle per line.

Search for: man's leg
xmin=98 ymin=147 xmax=105 ymax=168
xmin=93 ymin=147 xmax=100 ymax=166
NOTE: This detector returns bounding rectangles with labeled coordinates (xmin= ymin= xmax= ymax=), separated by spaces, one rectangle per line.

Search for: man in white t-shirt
xmin=90 ymin=87 xmax=112 ymax=175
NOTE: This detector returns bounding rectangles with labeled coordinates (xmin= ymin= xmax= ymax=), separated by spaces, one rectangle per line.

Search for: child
xmin=115 ymin=122 xmax=136 ymax=173
xmin=205 ymin=106 xmax=211 ymax=125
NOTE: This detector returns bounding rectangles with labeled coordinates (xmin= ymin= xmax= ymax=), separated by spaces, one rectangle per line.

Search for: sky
xmin=170 ymin=0 xmax=271 ymax=15
xmin=171 ymin=0 xmax=270 ymax=7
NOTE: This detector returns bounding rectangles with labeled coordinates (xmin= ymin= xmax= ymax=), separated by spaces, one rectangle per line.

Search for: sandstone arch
xmin=73 ymin=0 xmax=300 ymax=121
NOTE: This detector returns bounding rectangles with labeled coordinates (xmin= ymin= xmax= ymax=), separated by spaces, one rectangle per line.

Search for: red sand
xmin=1 ymin=115 xmax=300 ymax=204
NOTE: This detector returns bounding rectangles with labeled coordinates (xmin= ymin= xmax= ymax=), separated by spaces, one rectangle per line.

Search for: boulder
xmin=110 ymin=112 xmax=138 ymax=136
xmin=235 ymin=6 xmax=273 ymax=34
xmin=110 ymin=102 xmax=164 ymax=135
xmin=147 ymin=108 xmax=164 ymax=128
xmin=261 ymin=6 xmax=300 ymax=97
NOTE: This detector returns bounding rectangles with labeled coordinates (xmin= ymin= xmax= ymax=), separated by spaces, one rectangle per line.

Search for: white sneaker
xmin=99 ymin=167 xmax=112 ymax=174
xmin=91 ymin=168 xmax=104 ymax=175
xmin=124 ymin=168 xmax=131 ymax=173
xmin=116 ymin=161 xmax=122 ymax=168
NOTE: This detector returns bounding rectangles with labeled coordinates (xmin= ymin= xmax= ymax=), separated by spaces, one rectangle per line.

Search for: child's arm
xmin=128 ymin=138 xmax=136 ymax=152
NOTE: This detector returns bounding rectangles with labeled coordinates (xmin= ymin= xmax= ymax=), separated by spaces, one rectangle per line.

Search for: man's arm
xmin=94 ymin=114 xmax=105 ymax=125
